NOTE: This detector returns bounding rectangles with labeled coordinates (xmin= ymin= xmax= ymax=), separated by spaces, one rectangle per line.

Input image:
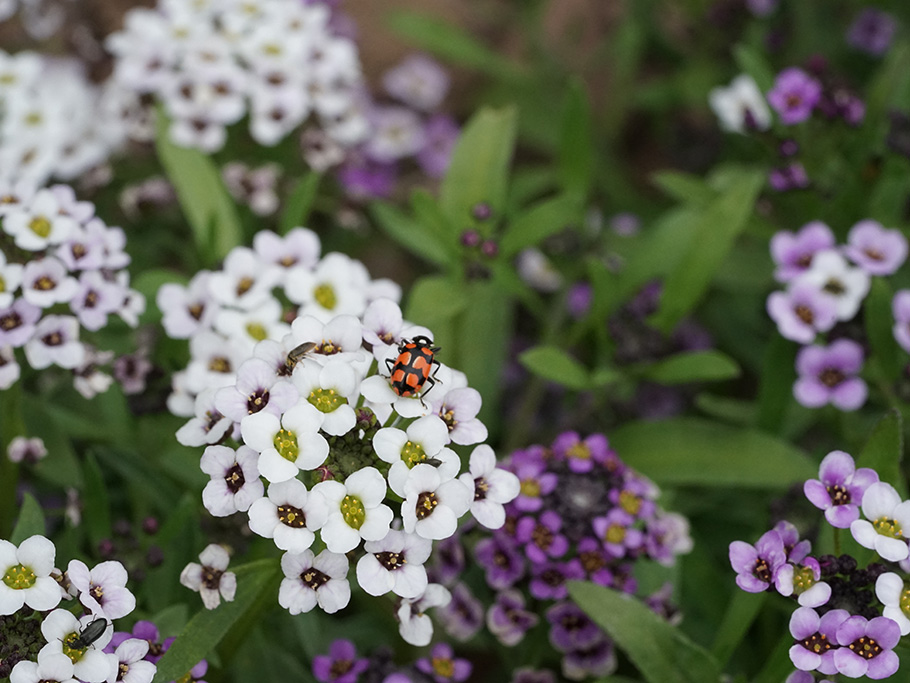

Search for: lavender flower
xmin=892 ymin=289 xmax=910 ymax=353
xmin=844 ymin=220 xmax=908 ymax=275
xmin=793 ymin=340 xmax=867 ymax=411
xmin=803 ymin=450 xmax=879 ymax=529
xmin=788 ymin=606 xmax=848 ymax=675
xmin=847 ymin=9 xmax=897 ymax=56
xmin=770 ymin=222 xmax=835 ymax=282
xmin=415 ymin=643 xmax=471 ymax=683
xmin=474 ymin=534 xmax=525 ymax=589
xmin=437 ymin=582 xmax=484 ymax=642
xmin=729 ymin=529 xmax=787 ymax=592
xmin=546 ymin=601 xmax=603 ymax=653
xmin=486 ymin=590 xmax=539 ymax=646
xmin=767 ymin=281 xmax=838 ymax=343
xmin=312 ymin=639 xmax=369 ymax=683
xmin=768 ymin=68 xmax=822 ymax=125
xmin=834 ymin=614 xmax=900 ymax=679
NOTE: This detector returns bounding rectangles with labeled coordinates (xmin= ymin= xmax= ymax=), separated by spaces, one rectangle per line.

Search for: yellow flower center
xmin=314 ymin=283 xmax=337 ymax=310
xmin=308 ymin=388 xmax=346 ymax=414
xmin=2 ymin=563 xmax=36 ymax=589
xmin=274 ymin=428 xmax=299 ymax=462
xmin=245 ymin=322 xmax=267 ymax=341
xmin=341 ymin=495 xmax=366 ymax=529
xmin=29 ymin=216 xmax=51 ymax=238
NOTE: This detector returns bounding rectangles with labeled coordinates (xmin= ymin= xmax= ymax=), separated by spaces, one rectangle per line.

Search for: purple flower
xmin=437 ymin=582 xmax=484 ymax=642
xmin=804 ymin=450 xmax=879 ymax=528
xmin=788 ymin=606 xmax=848 ymax=675
xmin=767 ymin=281 xmax=838 ymax=343
xmin=576 ymin=538 xmax=612 ymax=586
xmin=769 ymin=163 xmax=810 ymax=192
xmin=313 ymin=639 xmax=369 ymax=683
xmin=486 ymin=589 xmax=539 ymax=646
xmin=417 ymin=114 xmax=459 ymax=179
xmin=847 ymin=9 xmax=897 ymax=57
xmin=746 ymin=0 xmax=777 ymax=16
xmin=729 ymin=529 xmax=787 ymax=593
xmin=475 ymin=533 xmax=525 ymax=590
xmin=768 ymin=68 xmax=822 ymax=125
xmin=516 ymin=511 xmax=569 ymax=563
xmin=794 ymin=340 xmax=867 ymax=411
xmin=892 ymin=289 xmax=910 ymax=353
xmin=552 ymin=431 xmax=610 ymax=473
xmin=592 ymin=508 xmax=643 ymax=558
xmin=0 ymin=299 xmax=41 ymax=348
xmin=428 ymin=534 xmax=465 ymax=586
xmin=776 ymin=557 xmax=831 ymax=608
xmin=834 ymin=615 xmax=900 ymax=679
xmin=561 ymin=637 xmax=616 ymax=680
xmin=844 ymin=220 xmax=908 ymax=275
xmin=510 ymin=669 xmax=555 ymax=683
xmin=511 ymin=459 xmax=558 ymax=512
xmin=415 ymin=643 xmax=471 ymax=683
xmin=546 ymin=601 xmax=603 ymax=653
xmin=337 ymin=158 xmax=397 ymax=200
xmin=773 ymin=520 xmax=810 ymax=563
xmin=529 ymin=559 xmax=585 ymax=601
xmin=771 ymin=222 xmax=835 ymax=282
xmin=567 ymin=283 xmax=592 ymax=319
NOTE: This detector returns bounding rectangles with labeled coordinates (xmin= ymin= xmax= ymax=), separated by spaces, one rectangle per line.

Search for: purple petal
xmin=804 ymin=479 xmax=832 ymax=510
xmin=831 ymin=378 xmax=868 ymax=411
xmin=865 ymin=649 xmax=899 ymax=679
xmin=789 ymin=606 xmax=821 ymax=639
xmin=834 ymin=648 xmax=868 ymax=678
xmin=866 ymin=616 xmax=901 ymax=649
xmin=835 ymin=615 xmax=868 ymax=645
xmin=825 ymin=504 xmax=859 ymax=529
xmin=729 ymin=541 xmax=758 ymax=573
xmin=818 ymin=450 xmax=855 ymax=485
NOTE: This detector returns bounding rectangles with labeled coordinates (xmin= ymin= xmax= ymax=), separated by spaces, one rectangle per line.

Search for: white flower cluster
xmin=161 ymin=230 xmax=519 ymax=644
xmin=106 ymin=0 xmax=369 ymax=153
xmin=0 ymin=184 xmax=145 ymax=395
xmin=0 ymin=51 xmax=129 ymax=187
xmin=0 ymin=534 xmax=153 ymax=683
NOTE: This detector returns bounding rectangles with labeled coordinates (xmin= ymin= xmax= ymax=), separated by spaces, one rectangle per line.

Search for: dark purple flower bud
xmin=460 ymin=229 xmax=481 ymax=248
xmin=142 ymin=516 xmax=159 ymax=535
xmin=146 ymin=545 xmax=165 ymax=567
xmin=471 ymin=203 xmax=492 ymax=221
xmin=481 ymin=240 xmax=498 ymax=258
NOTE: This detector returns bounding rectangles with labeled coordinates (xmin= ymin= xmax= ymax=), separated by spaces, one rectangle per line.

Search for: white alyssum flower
xmin=0 ymin=535 xmax=60 ymax=614
xmin=19 ymin=257 xmax=79 ymax=309
xmin=180 ymin=544 xmax=237 ymax=610
xmin=176 ymin=389 xmax=233 ymax=447
xmin=241 ymin=402 xmax=328 ymax=482
xmin=283 ymin=313 xmax=366 ymax=363
xmin=104 ymin=638 xmax=156 ymax=683
xmin=373 ymin=415 xmax=459 ymax=497
xmin=397 ymin=583 xmax=451 ymax=646
xmin=39 ymin=610 xmax=115 ymax=683
xmin=67 ymin=559 xmax=136 ymax=620
xmin=2 ymin=189 xmax=78 ymax=251
xmin=459 ymin=444 xmax=520 ymax=529
xmin=7 ymin=436 xmax=47 ymax=464
xmin=248 ymin=479 xmax=328 ymax=553
xmin=851 ymin=482 xmax=910 ymax=562
xmin=402 ymin=463 xmax=472 ymax=540
xmin=10 ymin=648 xmax=78 ymax=683
xmin=285 ymin=252 xmax=369 ymax=322
xmin=795 ymin=249 xmax=871 ymax=321
xmin=23 ymin=315 xmax=85 ymax=370
xmin=356 ymin=529 xmax=432 ymax=599
xmin=0 ymin=250 xmax=23 ymax=308
xmin=278 ymin=549 xmax=350 ymax=615
xmin=207 ymin=247 xmax=281 ymax=311
xmin=314 ymin=467 xmax=393 ymax=554
xmin=200 ymin=444 xmax=264 ymax=517
xmin=428 ymin=385 xmax=488 ymax=446
xmin=157 ymin=272 xmax=217 ymax=340
xmin=708 ymin=73 xmax=772 ymax=133
xmin=291 ymin=359 xmax=358 ymax=436
xmin=875 ymin=572 xmax=910 ymax=635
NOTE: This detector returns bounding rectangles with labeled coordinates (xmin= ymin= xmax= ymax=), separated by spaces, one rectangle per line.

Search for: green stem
xmin=833 ymin=528 xmax=841 ymax=557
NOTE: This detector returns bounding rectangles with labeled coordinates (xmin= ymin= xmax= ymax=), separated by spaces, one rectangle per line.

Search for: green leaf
xmin=756 ymin=335 xmax=797 ymax=433
xmin=857 ymin=410 xmax=906 ymax=497
xmin=82 ymin=452 xmax=111 ymax=548
xmin=639 ymin=350 xmax=741 ymax=385
xmin=650 ymin=169 xmax=764 ymax=333
xmin=710 ymin=591 xmax=766 ymax=668
xmin=150 ymin=559 xmax=279 ymax=683
xmin=609 ymin=418 xmax=815 ymax=488
xmin=440 ymin=106 xmax=517 ymax=224
xmin=281 ymin=173 xmax=322 ymax=234
xmin=519 ymin=345 xmax=590 ymax=390
xmin=370 ymin=202 xmax=453 ymax=268
xmin=866 ymin=277 xmax=902 ymax=383
xmin=155 ymin=108 xmax=243 ymax=264
xmin=651 ymin=171 xmax=713 ymax=205
xmin=500 ymin=193 xmax=581 ymax=258
xmin=732 ymin=44 xmax=775 ymax=93
xmin=568 ymin=582 xmax=721 ymax=683
xmin=410 ymin=189 xmax=456 ymax=245
xmin=386 ymin=12 xmax=523 ymax=80
xmin=558 ymin=80 xmax=594 ymax=196
xmin=404 ymin=276 xmax=468 ymax=343
xmin=10 ymin=493 xmax=45 ymax=544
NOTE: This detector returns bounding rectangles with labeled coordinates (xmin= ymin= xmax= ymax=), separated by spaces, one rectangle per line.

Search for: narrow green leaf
xmin=732 ymin=44 xmax=775 ymax=93
xmin=650 ymin=169 xmax=764 ymax=333
xmin=519 ymin=346 xmax=590 ymax=390
xmin=866 ymin=278 xmax=902 ymax=383
xmin=590 ymin=366 xmax=622 ymax=387
xmin=710 ymin=591 xmax=766 ymax=668
xmin=370 ymin=202 xmax=453 ymax=268
xmin=751 ymin=632 xmax=797 ymax=683
xmin=150 ymin=559 xmax=279 ymax=683
xmin=0 ymin=384 xmax=25 ymax=538
xmin=857 ymin=410 xmax=905 ymax=497
xmin=639 ymin=350 xmax=741 ymax=385
xmin=404 ymin=276 xmax=467 ymax=341
xmin=281 ymin=173 xmax=322 ymax=234
xmin=568 ymin=582 xmax=721 ymax=683
xmin=440 ymin=107 xmax=517 ymax=224
xmin=500 ymin=193 xmax=582 ymax=258
xmin=558 ymin=80 xmax=594 ymax=196
xmin=410 ymin=188 xmax=456 ymax=245
xmin=386 ymin=12 xmax=523 ymax=80
xmin=82 ymin=452 xmax=111 ymax=548
xmin=609 ymin=418 xmax=815 ymax=488
xmin=10 ymin=493 xmax=45 ymax=544
xmin=155 ymin=108 xmax=243 ymax=264
xmin=756 ymin=335 xmax=797 ymax=433
xmin=651 ymin=171 xmax=713 ymax=205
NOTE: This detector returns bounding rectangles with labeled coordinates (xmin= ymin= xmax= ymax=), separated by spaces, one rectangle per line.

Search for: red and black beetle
xmin=385 ymin=335 xmax=441 ymax=402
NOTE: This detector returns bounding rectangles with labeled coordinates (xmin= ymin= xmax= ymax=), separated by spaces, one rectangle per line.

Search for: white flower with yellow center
xmin=248 ymin=479 xmax=328 ymax=553
xmin=373 ymin=415 xmax=459 ymax=497
xmin=0 ymin=535 xmax=60 ymax=614
xmin=3 ymin=189 xmax=77 ymax=251
xmin=875 ymin=572 xmax=910 ymax=635
xmin=285 ymin=252 xmax=369 ymax=322
xmin=292 ymin=358 xmax=358 ymax=436
xmin=314 ymin=467 xmax=393 ymax=554
xmin=38 ymin=610 xmax=115 ymax=683
xmin=241 ymin=401 xmax=328 ymax=482
xmin=0 ymin=249 xmax=23 ymax=308
xmin=214 ymin=298 xmax=289 ymax=352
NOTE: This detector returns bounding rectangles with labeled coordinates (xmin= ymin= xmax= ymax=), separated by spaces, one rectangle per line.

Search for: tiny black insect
xmin=67 ymin=618 xmax=109 ymax=650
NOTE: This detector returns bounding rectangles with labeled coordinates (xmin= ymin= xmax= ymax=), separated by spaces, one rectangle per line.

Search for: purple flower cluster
xmin=0 ymin=184 xmax=144 ymax=396
xmin=429 ymin=432 xmax=691 ymax=680
xmin=106 ymin=620 xmax=209 ymax=683
xmin=731 ymin=450 xmax=908 ymax=679
xmin=311 ymin=639 xmax=470 ymax=683
xmin=767 ymin=220 xmax=910 ymax=411
xmin=331 ymin=54 xmax=460 ymax=201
